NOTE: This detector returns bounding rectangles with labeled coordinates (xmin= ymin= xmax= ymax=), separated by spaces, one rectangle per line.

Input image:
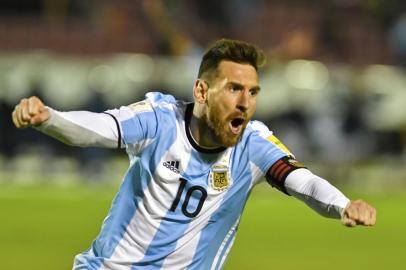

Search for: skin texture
xmin=11 ymin=60 xmax=376 ymax=227
xmin=342 ymin=199 xmax=377 ymax=227
xmin=12 ymin=96 xmax=50 ymax=128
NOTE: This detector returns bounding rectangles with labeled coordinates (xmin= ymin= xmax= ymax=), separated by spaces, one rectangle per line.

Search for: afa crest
xmin=209 ymin=165 xmax=230 ymax=191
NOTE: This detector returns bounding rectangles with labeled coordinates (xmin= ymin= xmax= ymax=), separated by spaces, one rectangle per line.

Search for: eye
xmin=249 ymin=89 xmax=260 ymax=96
xmin=228 ymin=84 xmax=243 ymax=93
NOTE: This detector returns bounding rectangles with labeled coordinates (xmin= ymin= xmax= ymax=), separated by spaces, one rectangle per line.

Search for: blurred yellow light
xmin=285 ymin=60 xmax=329 ymax=90
xmin=87 ymin=65 xmax=116 ymax=92
xmin=124 ymin=54 xmax=154 ymax=83
xmin=362 ymin=64 xmax=405 ymax=94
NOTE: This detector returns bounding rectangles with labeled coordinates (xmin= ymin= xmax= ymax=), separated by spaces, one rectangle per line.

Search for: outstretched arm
xmin=12 ymin=96 xmax=120 ymax=148
xmin=284 ymin=168 xmax=376 ymax=227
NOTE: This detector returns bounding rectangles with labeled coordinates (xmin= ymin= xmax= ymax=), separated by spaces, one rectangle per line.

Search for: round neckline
xmin=184 ymin=103 xmax=227 ymax=154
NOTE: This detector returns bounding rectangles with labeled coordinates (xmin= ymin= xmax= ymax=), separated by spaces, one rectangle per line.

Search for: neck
xmin=190 ymin=103 xmax=222 ymax=149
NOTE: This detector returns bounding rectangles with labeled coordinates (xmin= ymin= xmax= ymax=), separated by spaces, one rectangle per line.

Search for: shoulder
xmin=244 ymin=120 xmax=292 ymax=155
xmin=145 ymin=92 xmax=189 ymax=122
xmin=126 ymin=91 xmax=178 ymax=109
xmin=125 ymin=92 xmax=183 ymax=118
xmin=246 ymin=120 xmax=273 ymax=139
xmin=145 ymin=92 xmax=178 ymax=110
xmin=114 ymin=92 xmax=183 ymax=146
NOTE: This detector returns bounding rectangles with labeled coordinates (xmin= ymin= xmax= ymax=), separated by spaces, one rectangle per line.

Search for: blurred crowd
xmin=1 ymin=0 xmax=406 ymax=177
xmin=0 ymin=0 xmax=405 ymax=64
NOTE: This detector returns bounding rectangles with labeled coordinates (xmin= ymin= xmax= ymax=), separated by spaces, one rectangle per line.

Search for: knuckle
xmin=31 ymin=96 xmax=41 ymax=104
xmin=29 ymin=96 xmax=37 ymax=103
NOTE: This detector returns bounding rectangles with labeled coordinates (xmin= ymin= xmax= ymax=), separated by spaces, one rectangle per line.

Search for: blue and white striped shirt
xmin=73 ymin=92 xmax=289 ymax=270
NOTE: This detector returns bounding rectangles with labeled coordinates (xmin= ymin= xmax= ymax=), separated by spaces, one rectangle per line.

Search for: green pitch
xmin=0 ymin=183 xmax=404 ymax=270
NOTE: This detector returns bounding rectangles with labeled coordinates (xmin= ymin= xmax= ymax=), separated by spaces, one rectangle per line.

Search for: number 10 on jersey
xmin=170 ymin=178 xmax=208 ymax=218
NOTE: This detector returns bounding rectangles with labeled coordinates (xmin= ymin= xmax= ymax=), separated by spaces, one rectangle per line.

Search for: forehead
xmin=216 ymin=60 xmax=259 ymax=85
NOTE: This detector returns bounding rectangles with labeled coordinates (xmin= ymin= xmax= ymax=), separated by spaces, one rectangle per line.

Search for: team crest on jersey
xmin=209 ymin=165 xmax=230 ymax=191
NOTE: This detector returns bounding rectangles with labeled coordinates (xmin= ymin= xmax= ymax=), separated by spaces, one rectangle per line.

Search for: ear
xmin=193 ymin=79 xmax=209 ymax=104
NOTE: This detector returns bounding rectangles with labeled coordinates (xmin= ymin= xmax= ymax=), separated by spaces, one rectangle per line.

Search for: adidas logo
xmin=163 ymin=160 xmax=180 ymax=174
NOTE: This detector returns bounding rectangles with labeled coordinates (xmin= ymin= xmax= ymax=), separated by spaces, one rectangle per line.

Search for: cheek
xmin=221 ymin=98 xmax=238 ymax=113
xmin=211 ymin=104 xmax=227 ymax=120
xmin=245 ymin=108 xmax=256 ymax=121
xmin=208 ymin=92 xmax=237 ymax=117
xmin=248 ymin=99 xmax=257 ymax=113
xmin=211 ymin=97 xmax=229 ymax=113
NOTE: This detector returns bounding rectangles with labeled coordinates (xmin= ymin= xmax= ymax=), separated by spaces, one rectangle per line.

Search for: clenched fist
xmin=12 ymin=96 xmax=50 ymax=128
xmin=341 ymin=199 xmax=376 ymax=227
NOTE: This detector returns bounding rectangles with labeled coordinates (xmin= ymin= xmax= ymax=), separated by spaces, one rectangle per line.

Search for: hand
xmin=12 ymin=96 xmax=50 ymax=128
xmin=341 ymin=200 xmax=376 ymax=227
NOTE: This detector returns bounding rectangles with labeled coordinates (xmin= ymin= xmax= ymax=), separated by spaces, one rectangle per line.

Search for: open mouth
xmin=229 ymin=117 xmax=245 ymax=135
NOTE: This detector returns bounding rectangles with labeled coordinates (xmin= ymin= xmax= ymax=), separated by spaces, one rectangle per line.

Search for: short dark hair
xmin=198 ymin=38 xmax=266 ymax=81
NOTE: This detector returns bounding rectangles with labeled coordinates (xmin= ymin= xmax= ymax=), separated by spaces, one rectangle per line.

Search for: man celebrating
xmin=12 ymin=39 xmax=376 ymax=270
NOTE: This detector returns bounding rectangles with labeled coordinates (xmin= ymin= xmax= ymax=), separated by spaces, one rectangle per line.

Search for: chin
xmin=219 ymin=133 xmax=241 ymax=147
xmin=208 ymin=117 xmax=245 ymax=147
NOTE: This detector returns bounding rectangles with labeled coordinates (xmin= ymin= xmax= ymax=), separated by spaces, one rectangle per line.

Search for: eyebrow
xmin=227 ymin=81 xmax=261 ymax=92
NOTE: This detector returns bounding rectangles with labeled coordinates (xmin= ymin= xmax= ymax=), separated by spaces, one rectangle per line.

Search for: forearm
xmin=284 ymin=169 xmax=350 ymax=219
xmin=35 ymin=108 xmax=120 ymax=148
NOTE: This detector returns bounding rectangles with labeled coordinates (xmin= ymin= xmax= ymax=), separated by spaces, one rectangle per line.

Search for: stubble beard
xmin=206 ymin=105 xmax=243 ymax=148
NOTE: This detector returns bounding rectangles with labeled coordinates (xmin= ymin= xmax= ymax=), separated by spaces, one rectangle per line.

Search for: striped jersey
xmin=73 ymin=92 xmax=290 ymax=270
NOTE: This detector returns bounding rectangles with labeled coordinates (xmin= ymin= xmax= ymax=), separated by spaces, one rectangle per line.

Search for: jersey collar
xmin=185 ymin=103 xmax=227 ymax=154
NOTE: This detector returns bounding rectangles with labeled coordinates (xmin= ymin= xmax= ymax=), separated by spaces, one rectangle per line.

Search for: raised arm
xmin=12 ymin=96 xmax=121 ymax=148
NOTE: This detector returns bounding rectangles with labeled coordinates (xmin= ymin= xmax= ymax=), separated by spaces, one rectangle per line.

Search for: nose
xmin=236 ymin=91 xmax=249 ymax=112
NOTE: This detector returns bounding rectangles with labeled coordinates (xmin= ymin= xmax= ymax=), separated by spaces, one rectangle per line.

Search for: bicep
xmin=265 ymin=156 xmax=306 ymax=194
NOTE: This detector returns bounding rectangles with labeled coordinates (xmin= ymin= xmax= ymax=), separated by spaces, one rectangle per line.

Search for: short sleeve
xmin=247 ymin=121 xmax=292 ymax=173
xmin=247 ymin=121 xmax=306 ymax=193
xmin=105 ymin=99 xmax=158 ymax=151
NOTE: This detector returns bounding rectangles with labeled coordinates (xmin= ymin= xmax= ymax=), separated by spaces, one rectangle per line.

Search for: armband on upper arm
xmin=265 ymin=156 xmax=306 ymax=195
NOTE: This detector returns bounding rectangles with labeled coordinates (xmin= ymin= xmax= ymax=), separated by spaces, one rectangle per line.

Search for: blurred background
xmin=0 ymin=0 xmax=405 ymax=270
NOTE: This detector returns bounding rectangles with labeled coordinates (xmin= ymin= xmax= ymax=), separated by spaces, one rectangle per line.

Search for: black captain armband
xmin=265 ymin=156 xmax=306 ymax=195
